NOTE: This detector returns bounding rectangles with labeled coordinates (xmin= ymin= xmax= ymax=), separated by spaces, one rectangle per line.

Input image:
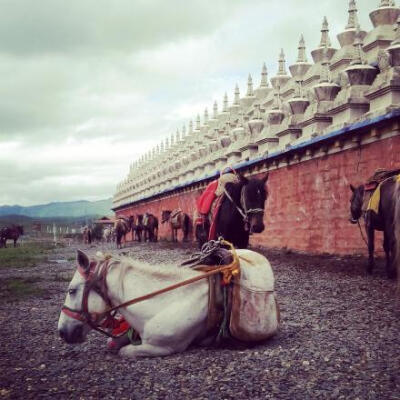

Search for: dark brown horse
xmin=114 ymin=218 xmax=132 ymax=249
xmin=350 ymin=175 xmax=400 ymax=279
xmin=143 ymin=213 xmax=158 ymax=242
xmin=195 ymin=173 xmax=269 ymax=249
xmin=161 ymin=209 xmax=190 ymax=242
xmin=82 ymin=226 xmax=92 ymax=245
xmin=395 ymin=180 xmax=400 ymax=294
xmin=132 ymin=214 xmax=144 ymax=242
xmin=0 ymin=225 xmax=24 ymax=248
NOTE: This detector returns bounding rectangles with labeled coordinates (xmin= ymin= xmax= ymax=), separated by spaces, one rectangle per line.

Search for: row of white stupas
xmin=113 ymin=0 xmax=400 ymax=208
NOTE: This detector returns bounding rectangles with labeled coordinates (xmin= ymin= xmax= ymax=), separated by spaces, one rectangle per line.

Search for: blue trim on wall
xmin=113 ymin=109 xmax=400 ymax=211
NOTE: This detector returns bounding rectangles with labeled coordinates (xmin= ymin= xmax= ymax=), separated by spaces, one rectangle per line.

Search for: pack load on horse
xmin=143 ymin=213 xmax=158 ymax=242
xmin=103 ymin=226 xmax=115 ymax=243
xmin=194 ymin=168 xmax=269 ymax=249
xmin=58 ymin=239 xmax=280 ymax=358
xmin=114 ymin=217 xmax=132 ymax=249
xmin=0 ymin=225 xmax=24 ymax=248
xmin=161 ymin=208 xmax=190 ymax=242
xmin=350 ymin=168 xmax=400 ymax=279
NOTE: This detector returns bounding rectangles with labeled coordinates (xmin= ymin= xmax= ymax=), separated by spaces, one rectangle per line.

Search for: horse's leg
xmin=366 ymin=223 xmax=375 ymax=275
xmin=384 ymin=229 xmax=396 ymax=279
xmin=14 ymin=239 xmax=17 ymax=248
xmin=119 ymin=343 xmax=175 ymax=358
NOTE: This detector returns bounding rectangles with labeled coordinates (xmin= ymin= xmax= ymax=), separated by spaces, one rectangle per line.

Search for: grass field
xmin=0 ymin=241 xmax=56 ymax=303
xmin=0 ymin=241 xmax=55 ymax=269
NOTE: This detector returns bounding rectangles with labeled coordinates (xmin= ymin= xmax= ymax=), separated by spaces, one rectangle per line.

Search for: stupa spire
xmin=223 ymin=92 xmax=228 ymax=112
xmin=196 ymin=114 xmax=201 ymax=130
xmin=189 ymin=120 xmax=193 ymax=134
xmin=351 ymin=24 xmax=366 ymax=64
xmin=319 ymin=16 xmax=332 ymax=47
xmin=247 ymin=74 xmax=254 ymax=96
xmin=181 ymin=124 xmax=186 ymax=138
xmin=204 ymin=108 xmax=209 ymax=124
xmin=170 ymin=132 xmax=174 ymax=146
xmin=234 ymin=84 xmax=240 ymax=105
xmin=379 ymin=0 xmax=395 ymax=6
xmin=213 ymin=101 xmax=218 ymax=118
xmin=297 ymin=35 xmax=308 ymax=62
xmin=346 ymin=0 xmax=359 ymax=29
xmin=260 ymin=63 xmax=268 ymax=87
xmin=278 ymin=48 xmax=287 ymax=75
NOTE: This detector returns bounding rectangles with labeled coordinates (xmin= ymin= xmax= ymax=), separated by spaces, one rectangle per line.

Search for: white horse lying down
xmin=58 ymin=249 xmax=279 ymax=358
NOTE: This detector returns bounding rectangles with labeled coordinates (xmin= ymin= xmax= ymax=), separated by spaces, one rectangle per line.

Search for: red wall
xmin=117 ymin=135 xmax=400 ymax=255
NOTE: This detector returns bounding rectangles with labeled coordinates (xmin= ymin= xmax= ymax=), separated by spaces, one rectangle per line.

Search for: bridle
xmin=61 ymin=241 xmax=242 ymax=339
xmin=61 ymin=258 xmax=121 ymax=338
xmin=223 ymin=184 xmax=265 ymax=225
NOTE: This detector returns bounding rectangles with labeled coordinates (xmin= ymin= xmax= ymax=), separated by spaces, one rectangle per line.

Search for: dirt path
xmin=0 ymin=241 xmax=399 ymax=399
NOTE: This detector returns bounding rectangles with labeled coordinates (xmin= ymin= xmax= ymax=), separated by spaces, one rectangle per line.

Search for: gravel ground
xmin=0 ymin=240 xmax=399 ymax=400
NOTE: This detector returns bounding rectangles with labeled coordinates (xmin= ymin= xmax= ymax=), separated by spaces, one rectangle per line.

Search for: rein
xmin=223 ymin=186 xmax=264 ymax=223
xmin=62 ymin=241 xmax=240 ymax=338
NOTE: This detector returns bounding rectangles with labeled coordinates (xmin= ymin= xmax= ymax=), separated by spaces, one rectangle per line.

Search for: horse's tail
xmin=394 ymin=179 xmax=400 ymax=296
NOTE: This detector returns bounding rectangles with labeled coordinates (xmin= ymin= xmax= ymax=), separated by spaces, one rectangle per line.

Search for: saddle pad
xmin=367 ymin=174 xmax=400 ymax=214
xmin=196 ymin=180 xmax=218 ymax=214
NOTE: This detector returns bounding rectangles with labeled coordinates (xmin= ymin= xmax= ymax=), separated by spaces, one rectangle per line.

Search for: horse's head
xmin=58 ymin=250 xmax=108 ymax=344
xmin=17 ymin=225 xmax=24 ymax=235
xmin=241 ymin=173 xmax=269 ymax=234
xmin=161 ymin=210 xmax=171 ymax=223
xmin=349 ymin=184 xmax=364 ymax=224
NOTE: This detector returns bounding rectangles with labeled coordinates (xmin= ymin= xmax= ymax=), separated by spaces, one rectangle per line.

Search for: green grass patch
xmin=0 ymin=277 xmax=46 ymax=303
xmin=0 ymin=241 xmax=54 ymax=269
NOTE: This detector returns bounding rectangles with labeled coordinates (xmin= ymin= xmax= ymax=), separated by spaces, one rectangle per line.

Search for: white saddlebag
xmin=229 ymin=251 xmax=280 ymax=342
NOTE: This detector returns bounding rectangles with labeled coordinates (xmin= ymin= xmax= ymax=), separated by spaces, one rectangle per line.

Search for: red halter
xmin=61 ymin=259 xmax=121 ymax=337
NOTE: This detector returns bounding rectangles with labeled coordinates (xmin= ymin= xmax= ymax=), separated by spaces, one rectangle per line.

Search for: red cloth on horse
xmin=208 ymin=195 xmax=224 ymax=241
xmin=196 ymin=180 xmax=218 ymax=214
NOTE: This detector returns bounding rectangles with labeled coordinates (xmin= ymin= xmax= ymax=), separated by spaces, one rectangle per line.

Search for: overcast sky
xmin=0 ymin=0 xmax=379 ymax=206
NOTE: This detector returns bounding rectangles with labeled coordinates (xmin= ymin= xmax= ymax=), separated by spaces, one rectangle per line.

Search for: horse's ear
xmin=350 ymin=184 xmax=356 ymax=193
xmin=77 ymin=250 xmax=90 ymax=271
xmin=262 ymin=172 xmax=269 ymax=183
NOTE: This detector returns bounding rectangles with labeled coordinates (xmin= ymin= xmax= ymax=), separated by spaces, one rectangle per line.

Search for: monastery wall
xmin=113 ymin=1 xmax=400 ymax=255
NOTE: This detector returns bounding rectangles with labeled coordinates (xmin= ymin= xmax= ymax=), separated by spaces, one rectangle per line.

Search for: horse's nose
xmin=251 ymin=223 xmax=265 ymax=234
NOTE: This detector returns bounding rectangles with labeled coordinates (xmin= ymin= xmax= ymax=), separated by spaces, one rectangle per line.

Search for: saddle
xmin=170 ymin=209 xmax=182 ymax=225
xmin=364 ymin=170 xmax=400 ymax=214
xmin=365 ymin=168 xmax=400 ymax=191
xmin=195 ymin=173 xmax=240 ymax=240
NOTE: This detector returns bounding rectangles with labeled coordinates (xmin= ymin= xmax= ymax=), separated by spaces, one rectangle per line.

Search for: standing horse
xmin=143 ymin=213 xmax=158 ymax=242
xmin=196 ymin=173 xmax=269 ymax=249
xmin=82 ymin=226 xmax=92 ymax=245
xmin=0 ymin=225 xmax=24 ymax=248
xmin=394 ymin=180 xmax=400 ymax=294
xmin=114 ymin=218 xmax=132 ymax=249
xmin=161 ymin=209 xmax=190 ymax=242
xmin=132 ymin=215 xmax=144 ymax=242
xmin=58 ymin=248 xmax=279 ymax=357
xmin=350 ymin=176 xmax=400 ymax=279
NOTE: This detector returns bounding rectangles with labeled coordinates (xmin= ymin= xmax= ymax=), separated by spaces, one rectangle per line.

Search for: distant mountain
xmin=0 ymin=198 xmax=113 ymax=218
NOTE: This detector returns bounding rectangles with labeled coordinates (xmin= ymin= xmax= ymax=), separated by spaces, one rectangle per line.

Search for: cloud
xmin=0 ymin=0 xmax=380 ymax=205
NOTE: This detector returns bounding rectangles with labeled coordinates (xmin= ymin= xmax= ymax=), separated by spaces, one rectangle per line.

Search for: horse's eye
xmin=68 ymin=288 xmax=77 ymax=296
